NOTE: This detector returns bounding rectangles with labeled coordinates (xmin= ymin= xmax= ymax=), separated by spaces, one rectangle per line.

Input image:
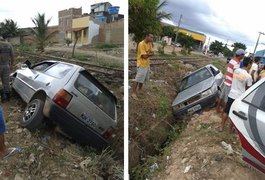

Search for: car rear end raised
xmin=45 ymin=69 xmax=117 ymax=149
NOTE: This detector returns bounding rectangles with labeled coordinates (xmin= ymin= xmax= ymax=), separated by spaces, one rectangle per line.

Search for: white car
xmin=229 ymin=77 xmax=265 ymax=173
xmin=11 ymin=60 xmax=117 ymax=149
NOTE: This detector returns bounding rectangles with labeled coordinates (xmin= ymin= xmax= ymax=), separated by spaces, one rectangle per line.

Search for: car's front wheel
xmin=21 ymin=99 xmax=45 ymax=130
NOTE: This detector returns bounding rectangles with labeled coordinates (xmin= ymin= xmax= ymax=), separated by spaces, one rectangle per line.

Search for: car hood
xmin=172 ymin=77 xmax=215 ymax=106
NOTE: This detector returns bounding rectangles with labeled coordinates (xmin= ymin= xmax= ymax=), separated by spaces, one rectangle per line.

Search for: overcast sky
xmin=161 ymin=0 xmax=265 ymax=53
xmin=0 ymin=0 xmax=125 ymax=28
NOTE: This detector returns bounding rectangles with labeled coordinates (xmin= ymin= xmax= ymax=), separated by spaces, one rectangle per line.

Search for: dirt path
xmin=45 ymin=46 xmax=123 ymax=62
xmin=152 ymin=109 xmax=264 ymax=180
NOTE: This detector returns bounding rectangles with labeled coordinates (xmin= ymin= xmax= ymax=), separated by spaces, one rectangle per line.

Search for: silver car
xmin=11 ymin=60 xmax=117 ymax=149
xmin=172 ymin=64 xmax=223 ymax=117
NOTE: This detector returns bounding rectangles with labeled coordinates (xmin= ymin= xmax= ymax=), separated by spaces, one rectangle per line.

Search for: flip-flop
xmin=2 ymin=147 xmax=20 ymax=159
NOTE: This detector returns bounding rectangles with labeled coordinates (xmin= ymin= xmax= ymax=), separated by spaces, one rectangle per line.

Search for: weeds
xmin=158 ymin=95 xmax=169 ymax=118
xmin=81 ymin=147 xmax=123 ymax=179
xmin=73 ymin=54 xmax=89 ymax=61
xmin=15 ymin=44 xmax=35 ymax=53
xmin=96 ymin=44 xmax=119 ymax=49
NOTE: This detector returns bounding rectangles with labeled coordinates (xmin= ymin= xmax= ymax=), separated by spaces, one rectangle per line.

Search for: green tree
xmin=209 ymin=40 xmax=224 ymax=55
xmin=160 ymin=26 xmax=175 ymax=38
xmin=0 ymin=19 xmax=19 ymax=39
xmin=31 ymin=13 xmax=56 ymax=52
xmin=177 ymin=33 xmax=195 ymax=54
xmin=232 ymin=42 xmax=246 ymax=53
xmin=223 ymin=45 xmax=233 ymax=57
xmin=129 ymin=0 xmax=171 ymax=44
xmin=72 ymin=31 xmax=81 ymax=57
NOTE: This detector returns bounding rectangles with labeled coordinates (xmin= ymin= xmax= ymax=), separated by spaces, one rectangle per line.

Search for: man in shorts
xmin=131 ymin=33 xmax=154 ymax=100
xmin=220 ymin=57 xmax=253 ymax=132
xmin=216 ymin=48 xmax=245 ymax=113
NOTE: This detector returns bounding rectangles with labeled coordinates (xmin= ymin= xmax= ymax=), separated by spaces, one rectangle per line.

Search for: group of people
xmin=0 ymin=36 xmax=17 ymax=159
xmin=216 ymin=48 xmax=265 ymax=132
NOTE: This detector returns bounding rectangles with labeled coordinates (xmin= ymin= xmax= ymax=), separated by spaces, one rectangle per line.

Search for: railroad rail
xmin=129 ymin=56 xmax=211 ymax=69
xmin=18 ymin=52 xmax=124 ymax=77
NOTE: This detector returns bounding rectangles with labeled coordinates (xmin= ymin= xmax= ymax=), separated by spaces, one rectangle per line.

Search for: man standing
xmin=131 ymin=33 xmax=154 ymax=100
xmin=0 ymin=36 xmax=14 ymax=102
xmin=220 ymin=57 xmax=253 ymax=132
xmin=249 ymin=56 xmax=261 ymax=83
xmin=216 ymin=49 xmax=245 ymax=113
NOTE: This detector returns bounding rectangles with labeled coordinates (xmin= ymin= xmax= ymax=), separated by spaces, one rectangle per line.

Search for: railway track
xmin=129 ymin=56 xmax=211 ymax=69
xmin=18 ymin=52 xmax=124 ymax=77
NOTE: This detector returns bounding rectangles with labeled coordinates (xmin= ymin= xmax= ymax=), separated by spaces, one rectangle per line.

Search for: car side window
xmin=44 ymin=63 xmax=73 ymax=78
xmin=243 ymin=82 xmax=265 ymax=111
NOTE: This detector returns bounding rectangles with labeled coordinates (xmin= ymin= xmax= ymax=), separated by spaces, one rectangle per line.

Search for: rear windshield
xmin=44 ymin=63 xmax=73 ymax=78
xmin=74 ymin=72 xmax=116 ymax=119
xmin=179 ymin=67 xmax=212 ymax=91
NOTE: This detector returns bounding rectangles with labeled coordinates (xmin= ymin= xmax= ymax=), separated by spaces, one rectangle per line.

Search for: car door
xmin=229 ymin=78 xmax=265 ymax=174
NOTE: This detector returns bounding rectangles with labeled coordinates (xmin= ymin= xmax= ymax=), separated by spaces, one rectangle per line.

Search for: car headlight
xmin=201 ymin=88 xmax=213 ymax=98
xmin=172 ymin=103 xmax=185 ymax=111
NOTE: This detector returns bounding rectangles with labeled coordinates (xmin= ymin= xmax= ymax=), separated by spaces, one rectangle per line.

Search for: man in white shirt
xmin=219 ymin=57 xmax=253 ymax=132
xmin=249 ymin=56 xmax=261 ymax=83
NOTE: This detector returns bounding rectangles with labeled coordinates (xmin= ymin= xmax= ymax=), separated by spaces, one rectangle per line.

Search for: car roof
xmin=182 ymin=64 xmax=215 ymax=79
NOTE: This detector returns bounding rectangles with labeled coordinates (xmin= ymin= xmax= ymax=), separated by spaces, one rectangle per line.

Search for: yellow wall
xmin=72 ymin=16 xmax=89 ymax=28
xmin=176 ymin=28 xmax=206 ymax=43
xmin=72 ymin=16 xmax=89 ymax=45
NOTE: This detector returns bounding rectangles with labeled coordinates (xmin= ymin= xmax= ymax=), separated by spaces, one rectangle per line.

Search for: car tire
xmin=21 ymin=99 xmax=45 ymax=131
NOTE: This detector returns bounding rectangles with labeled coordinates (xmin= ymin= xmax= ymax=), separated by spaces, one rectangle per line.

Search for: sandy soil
xmin=152 ymin=109 xmax=264 ymax=180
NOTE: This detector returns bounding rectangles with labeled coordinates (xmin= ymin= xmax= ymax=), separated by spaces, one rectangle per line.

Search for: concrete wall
xmin=98 ymin=19 xmax=124 ymax=44
xmin=88 ymin=19 xmax=102 ymax=44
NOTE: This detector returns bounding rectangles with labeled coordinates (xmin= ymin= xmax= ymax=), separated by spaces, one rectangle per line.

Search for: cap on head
xmin=235 ymin=49 xmax=245 ymax=55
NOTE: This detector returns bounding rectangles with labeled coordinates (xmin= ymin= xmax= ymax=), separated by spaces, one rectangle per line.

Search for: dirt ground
xmin=152 ymin=109 xmax=264 ymax=180
xmin=0 ymin=46 xmax=124 ymax=179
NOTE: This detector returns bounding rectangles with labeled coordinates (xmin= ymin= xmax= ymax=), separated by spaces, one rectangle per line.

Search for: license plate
xmin=187 ymin=104 xmax=201 ymax=113
xmin=80 ymin=113 xmax=97 ymax=128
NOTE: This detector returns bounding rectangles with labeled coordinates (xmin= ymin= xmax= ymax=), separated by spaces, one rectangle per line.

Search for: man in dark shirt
xmin=0 ymin=36 xmax=14 ymax=102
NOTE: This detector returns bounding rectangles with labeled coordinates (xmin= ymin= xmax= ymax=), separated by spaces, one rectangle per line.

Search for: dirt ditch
xmin=129 ymin=55 xmax=264 ymax=179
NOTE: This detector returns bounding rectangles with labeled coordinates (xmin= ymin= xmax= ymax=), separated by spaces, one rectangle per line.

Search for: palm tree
xmin=156 ymin=0 xmax=171 ymax=21
xmin=31 ymin=13 xmax=56 ymax=52
xmin=0 ymin=19 xmax=19 ymax=39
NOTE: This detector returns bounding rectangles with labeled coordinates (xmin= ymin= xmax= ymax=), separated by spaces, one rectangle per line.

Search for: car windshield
xmin=179 ymin=67 xmax=212 ymax=91
xmin=74 ymin=71 xmax=116 ymax=119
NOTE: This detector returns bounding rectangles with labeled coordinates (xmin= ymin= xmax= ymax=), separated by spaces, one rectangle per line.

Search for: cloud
xmin=161 ymin=0 xmax=255 ymax=46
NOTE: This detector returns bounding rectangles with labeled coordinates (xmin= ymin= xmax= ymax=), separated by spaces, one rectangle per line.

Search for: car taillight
xmin=102 ymin=127 xmax=114 ymax=140
xmin=52 ymin=89 xmax=72 ymax=109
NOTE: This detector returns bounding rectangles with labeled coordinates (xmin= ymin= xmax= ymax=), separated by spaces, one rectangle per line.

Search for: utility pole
xmin=174 ymin=14 xmax=182 ymax=43
xmin=253 ymin=32 xmax=265 ymax=55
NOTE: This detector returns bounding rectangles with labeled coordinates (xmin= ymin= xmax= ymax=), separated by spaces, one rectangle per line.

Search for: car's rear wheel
xmin=21 ymin=99 xmax=45 ymax=130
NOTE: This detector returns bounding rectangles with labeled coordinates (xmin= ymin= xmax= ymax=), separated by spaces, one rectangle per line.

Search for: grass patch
xmin=96 ymin=44 xmax=119 ymax=49
xmin=73 ymin=54 xmax=89 ymax=61
xmin=15 ymin=44 xmax=35 ymax=53
xmin=158 ymin=95 xmax=169 ymax=118
xmin=212 ymin=59 xmax=226 ymax=74
xmin=94 ymin=58 xmax=124 ymax=69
